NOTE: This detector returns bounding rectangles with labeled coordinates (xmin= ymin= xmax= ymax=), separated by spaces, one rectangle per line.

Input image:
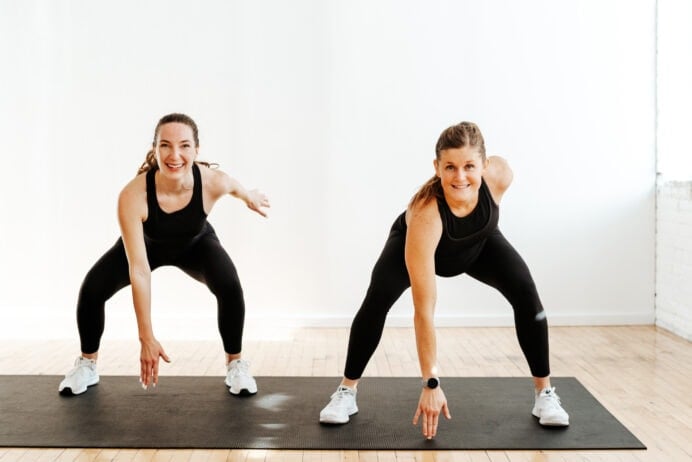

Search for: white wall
xmin=0 ymin=0 xmax=656 ymax=341
xmin=656 ymin=182 xmax=692 ymax=341
xmin=655 ymin=0 xmax=692 ymax=340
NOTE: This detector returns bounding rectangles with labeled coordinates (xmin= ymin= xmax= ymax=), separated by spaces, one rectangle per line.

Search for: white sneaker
xmin=532 ymin=386 xmax=569 ymax=426
xmin=58 ymin=356 xmax=99 ymax=395
xmin=225 ymin=359 xmax=257 ymax=395
xmin=319 ymin=386 xmax=358 ymax=424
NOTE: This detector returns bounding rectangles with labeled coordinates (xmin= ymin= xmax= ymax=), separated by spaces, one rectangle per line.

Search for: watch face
xmin=427 ymin=377 xmax=439 ymax=389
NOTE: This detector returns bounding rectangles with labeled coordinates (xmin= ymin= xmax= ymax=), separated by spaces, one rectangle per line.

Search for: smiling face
xmin=434 ymin=146 xmax=486 ymax=208
xmin=154 ymin=122 xmax=199 ymax=178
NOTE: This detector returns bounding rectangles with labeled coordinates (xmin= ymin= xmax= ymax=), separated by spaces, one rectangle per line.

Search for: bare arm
xmin=201 ymin=166 xmax=270 ymax=217
xmin=405 ymin=201 xmax=441 ymax=380
xmin=483 ymin=155 xmax=513 ymax=204
xmin=117 ymin=178 xmax=170 ymax=388
xmin=405 ymin=200 xmax=451 ymax=439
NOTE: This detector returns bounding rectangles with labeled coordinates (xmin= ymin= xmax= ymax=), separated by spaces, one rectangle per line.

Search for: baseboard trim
xmin=1 ymin=312 xmax=656 ymax=340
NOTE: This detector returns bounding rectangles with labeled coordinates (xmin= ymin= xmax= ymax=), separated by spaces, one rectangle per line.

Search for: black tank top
xmin=433 ymin=178 xmax=499 ymax=275
xmin=143 ymin=163 xmax=209 ymax=244
xmin=436 ymin=179 xmax=496 ymax=240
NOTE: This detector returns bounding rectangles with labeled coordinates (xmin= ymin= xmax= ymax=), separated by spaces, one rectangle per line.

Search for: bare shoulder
xmin=199 ymin=164 xmax=233 ymax=197
xmin=405 ymin=197 xmax=442 ymax=266
xmin=406 ymin=197 xmax=442 ymax=231
xmin=118 ymin=173 xmax=146 ymax=203
xmin=483 ymin=155 xmax=513 ymax=203
xmin=117 ymin=173 xmax=147 ymax=221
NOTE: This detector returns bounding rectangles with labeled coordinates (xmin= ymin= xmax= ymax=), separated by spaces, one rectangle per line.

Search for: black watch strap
xmin=422 ymin=377 xmax=440 ymax=389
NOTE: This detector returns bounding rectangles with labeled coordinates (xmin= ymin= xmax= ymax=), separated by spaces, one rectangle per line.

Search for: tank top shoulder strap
xmin=145 ymin=167 xmax=159 ymax=213
xmin=191 ymin=163 xmax=204 ymax=209
xmin=436 ymin=193 xmax=451 ymax=221
xmin=479 ymin=177 xmax=490 ymax=201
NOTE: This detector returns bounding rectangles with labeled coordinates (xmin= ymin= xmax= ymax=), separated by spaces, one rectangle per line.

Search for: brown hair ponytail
xmin=137 ymin=149 xmax=158 ymax=176
xmin=409 ymin=175 xmax=444 ymax=208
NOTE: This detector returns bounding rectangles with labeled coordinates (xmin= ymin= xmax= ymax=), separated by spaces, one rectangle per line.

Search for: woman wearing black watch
xmin=319 ymin=122 xmax=569 ymax=439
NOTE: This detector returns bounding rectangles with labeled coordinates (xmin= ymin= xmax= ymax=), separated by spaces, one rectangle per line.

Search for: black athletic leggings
xmin=344 ymin=226 xmax=550 ymax=379
xmin=76 ymin=229 xmax=245 ymax=354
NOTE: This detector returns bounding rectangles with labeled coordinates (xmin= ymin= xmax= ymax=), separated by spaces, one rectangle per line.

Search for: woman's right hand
xmin=139 ymin=337 xmax=171 ymax=389
xmin=412 ymin=387 xmax=452 ymax=439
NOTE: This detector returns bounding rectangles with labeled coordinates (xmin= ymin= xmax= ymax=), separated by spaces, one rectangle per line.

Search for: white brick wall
xmin=656 ymin=180 xmax=692 ymax=340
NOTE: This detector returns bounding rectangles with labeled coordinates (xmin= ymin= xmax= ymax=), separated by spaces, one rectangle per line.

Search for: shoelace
xmin=541 ymin=388 xmax=562 ymax=408
xmin=67 ymin=359 xmax=94 ymax=378
xmin=330 ymin=388 xmax=354 ymax=405
xmin=229 ymin=360 xmax=250 ymax=377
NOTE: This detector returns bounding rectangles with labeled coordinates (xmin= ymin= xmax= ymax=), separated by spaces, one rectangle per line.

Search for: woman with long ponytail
xmin=320 ymin=121 xmax=569 ymax=438
xmin=59 ymin=113 xmax=270 ymax=397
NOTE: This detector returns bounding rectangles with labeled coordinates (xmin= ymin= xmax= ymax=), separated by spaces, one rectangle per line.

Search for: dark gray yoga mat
xmin=0 ymin=376 xmax=645 ymax=450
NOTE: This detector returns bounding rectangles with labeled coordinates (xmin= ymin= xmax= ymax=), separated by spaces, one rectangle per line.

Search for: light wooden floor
xmin=0 ymin=325 xmax=690 ymax=462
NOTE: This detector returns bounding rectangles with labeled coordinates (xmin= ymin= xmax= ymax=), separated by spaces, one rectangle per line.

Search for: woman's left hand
xmin=246 ymin=189 xmax=270 ymax=217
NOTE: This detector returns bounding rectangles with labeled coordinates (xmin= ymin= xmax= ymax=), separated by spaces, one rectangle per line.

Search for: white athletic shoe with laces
xmin=532 ymin=386 xmax=569 ymax=426
xmin=225 ymin=359 xmax=257 ymax=395
xmin=319 ymin=386 xmax=358 ymax=424
xmin=58 ymin=356 xmax=99 ymax=395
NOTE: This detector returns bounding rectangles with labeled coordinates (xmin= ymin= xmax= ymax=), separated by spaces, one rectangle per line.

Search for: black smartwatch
xmin=422 ymin=377 xmax=440 ymax=389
